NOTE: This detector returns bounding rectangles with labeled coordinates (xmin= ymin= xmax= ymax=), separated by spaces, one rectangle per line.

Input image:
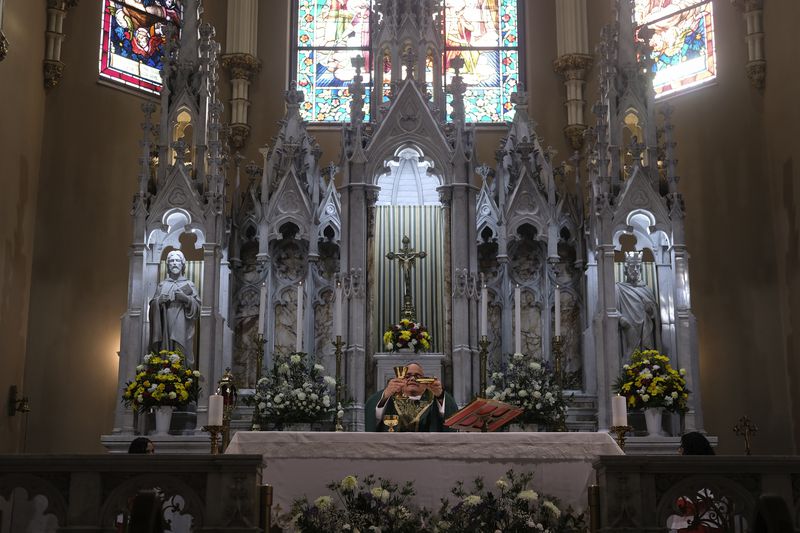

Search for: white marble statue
xmin=615 ymin=251 xmax=659 ymax=359
xmin=148 ymin=250 xmax=201 ymax=365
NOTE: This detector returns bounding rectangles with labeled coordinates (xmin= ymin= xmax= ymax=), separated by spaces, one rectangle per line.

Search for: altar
xmin=226 ymin=431 xmax=622 ymax=514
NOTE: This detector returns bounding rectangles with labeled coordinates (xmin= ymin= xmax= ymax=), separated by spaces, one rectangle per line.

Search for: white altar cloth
xmin=226 ymin=431 xmax=622 ymax=513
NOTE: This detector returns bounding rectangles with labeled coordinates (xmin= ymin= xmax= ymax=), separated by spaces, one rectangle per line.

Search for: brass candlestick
xmin=255 ymin=333 xmax=266 ymax=383
xmin=552 ymin=335 xmax=567 ymax=431
xmin=218 ymin=368 xmax=238 ymax=451
xmin=609 ymin=425 xmax=633 ymax=450
xmin=478 ymin=335 xmax=489 ymax=397
xmin=202 ymin=425 xmax=223 ymax=454
xmin=333 ymin=335 xmax=346 ymax=431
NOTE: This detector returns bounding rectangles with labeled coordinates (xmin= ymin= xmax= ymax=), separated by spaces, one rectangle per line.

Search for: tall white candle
xmin=296 ymin=281 xmax=304 ymax=352
xmin=514 ymin=284 xmax=522 ymax=354
xmin=334 ymin=283 xmax=343 ymax=338
xmin=554 ymin=285 xmax=561 ymax=337
xmin=480 ymin=284 xmax=488 ymax=337
xmin=257 ymin=281 xmax=267 ymax=335
xmin=611 ymin=394 xmax=628 ymax=427
xmin=208 ymin=394 xmax=224 ymax=426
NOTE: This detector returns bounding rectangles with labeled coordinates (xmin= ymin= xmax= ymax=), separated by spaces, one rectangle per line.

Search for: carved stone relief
xmin=521 ymin=292 xmax=542 ymax=358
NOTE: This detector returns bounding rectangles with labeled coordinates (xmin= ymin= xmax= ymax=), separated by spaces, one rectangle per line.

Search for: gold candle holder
xmin=333 ymin=335 xmax=346 ymax=432
xmin=609 ymin=425 xmax=633 ymax=450
xmin=202 ymin=425 xmax=223 ymax=454
xmin=478 ymin=335 xmax=489 ymax=397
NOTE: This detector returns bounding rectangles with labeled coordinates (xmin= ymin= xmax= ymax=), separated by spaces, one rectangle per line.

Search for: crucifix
xmin=733 ymin=415 xmax=758 ymax=456
xmin=386 ymin=235 xmax=427 ymax=321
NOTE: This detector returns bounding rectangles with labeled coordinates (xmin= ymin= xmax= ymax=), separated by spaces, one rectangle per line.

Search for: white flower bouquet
xmin=247 ymin=351 xmax=335 ymax=428
xmin=486 ymin=353 xmax=568 ymax=427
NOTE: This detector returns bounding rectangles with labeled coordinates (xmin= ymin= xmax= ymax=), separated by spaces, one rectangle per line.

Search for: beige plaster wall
xmin=762 ymin=1 xmax=800 ymax=452
xmin=0 ymin=0 xmax=47 ymax=453
xmin=12 ymin=0 xmax=797 ymax=454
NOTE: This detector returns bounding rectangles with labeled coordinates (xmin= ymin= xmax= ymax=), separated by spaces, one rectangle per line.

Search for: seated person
xmin=365 ymin=363 xmax=458 ymax=432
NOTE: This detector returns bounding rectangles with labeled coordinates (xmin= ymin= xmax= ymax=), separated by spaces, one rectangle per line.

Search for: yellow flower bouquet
xmin=122 ymin=350 xmax=201 ymax=411
xmin=615 ymin=349 xmax=688 ymax=412
xmin=383 ymin=319 xmax=431 ymax=353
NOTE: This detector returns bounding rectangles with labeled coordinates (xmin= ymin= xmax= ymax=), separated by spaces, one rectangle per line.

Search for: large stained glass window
xmin=444 ymin=0 xmax=520 ymax=123
xmin=634 ymin=0 xmax=716 ymax=98
xmin=294 ymin=0 xmax=521 ymax=124
xmin=295 ymin=0 xmax=373 ymax=122
xmin=99 ymin=0 xmax=182 ymax=94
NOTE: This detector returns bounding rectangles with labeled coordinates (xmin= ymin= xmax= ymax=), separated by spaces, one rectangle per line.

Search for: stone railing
xmin=593 ymin=456 xmax=800 ymax=533
xmin=0 ymin=454 xmax=264 ymax=532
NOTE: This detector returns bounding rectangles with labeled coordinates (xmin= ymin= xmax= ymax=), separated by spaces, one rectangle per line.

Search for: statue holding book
xmin=148 ymin=250 xmax=201 ymax=366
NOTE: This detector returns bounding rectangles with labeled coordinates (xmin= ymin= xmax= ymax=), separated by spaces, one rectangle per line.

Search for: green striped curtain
xmin=373 ymin=206 xmax=445 ymax=352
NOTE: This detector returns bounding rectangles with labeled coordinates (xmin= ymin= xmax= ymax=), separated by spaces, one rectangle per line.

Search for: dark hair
xmin=128 ymin=437 xmax=153 ymax=454
xmin=680 ymin=431 xmax=714 ymax=455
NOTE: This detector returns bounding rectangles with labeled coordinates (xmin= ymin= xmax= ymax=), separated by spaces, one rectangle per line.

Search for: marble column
xmin=553 ymin=0 xmax=593 ymax=150
xmin=221 ymin=0 xmax=261 ymax=148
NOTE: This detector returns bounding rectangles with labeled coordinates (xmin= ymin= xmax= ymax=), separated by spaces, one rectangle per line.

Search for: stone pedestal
xmin=373 ymin=351 xmax=445 ymax=387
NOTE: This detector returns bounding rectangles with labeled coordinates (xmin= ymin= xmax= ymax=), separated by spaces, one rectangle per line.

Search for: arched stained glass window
xmin=634 ymin=0 xmax=716 ymax=98
xmin=293 ymin=0 xmax=521 ymax=124
xmin=444 ymin=0 xmax=520 ymax=123
xmin=295 ymin=0 xmax=373 ymax=122
xmin=99 ymin=0 xmax=182 ymax=94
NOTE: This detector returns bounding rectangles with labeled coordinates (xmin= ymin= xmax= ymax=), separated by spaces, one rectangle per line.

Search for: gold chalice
xmin=383 ymin=415 xmax=399 ymax=432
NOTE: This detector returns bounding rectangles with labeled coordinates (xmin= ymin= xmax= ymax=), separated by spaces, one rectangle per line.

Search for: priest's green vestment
xmin=364 ymin=389 xmax=459 ymax=432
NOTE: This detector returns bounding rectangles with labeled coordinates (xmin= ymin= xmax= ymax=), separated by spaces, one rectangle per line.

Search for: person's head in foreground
xmin=679 ymin=431 xmax=714 ymax=455
xmin=128 ymin=437 xmax=155 ymax=454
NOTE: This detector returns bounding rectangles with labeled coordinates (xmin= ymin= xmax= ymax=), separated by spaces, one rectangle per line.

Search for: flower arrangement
xmin=122 ymin=350 xmax=200 ymax=411
xmin=431 ymin=469 xmax=586 ymax=532
xmin=615 ymin=349 xmax=689 ymax=412
xmin=246 ymin=351 xmax=336 ymax=428
xmin=287 ymin=471 xmax=584 ymax=533
xmin=486 ymin=353 xmax=568 ymax=428
xmin=383 ymin=318 xmax=431 ymax=353
xmin=288 ymin=474 xmax=428 ymax=532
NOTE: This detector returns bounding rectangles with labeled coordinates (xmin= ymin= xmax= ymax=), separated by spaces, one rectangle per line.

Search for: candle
xmin=514 ymin=284 xmax=522 ymax=354
xmin=334 ymin=283 xmax=343 ymax=338
xmin=611 ymin=394 xmax=628 ymax=427
xmin=296 ymin=281 xmax=304 ymax=352
xmin=555 ymin=285 xmax=561 ymax=337
xmin=208 ymin=394 xmax=224 ymax=426
xmin=257 ymin=281 xmax=267 ymax=335
xmin=480 ymin=284 xmax=488 ymax=337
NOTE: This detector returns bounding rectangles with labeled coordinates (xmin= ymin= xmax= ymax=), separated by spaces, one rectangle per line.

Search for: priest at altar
xmin=365 ymin=363 xmax=458 ymax=432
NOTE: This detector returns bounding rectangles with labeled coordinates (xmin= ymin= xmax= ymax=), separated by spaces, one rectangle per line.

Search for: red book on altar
xmin=445 ymin=398 xmax=523 ymax=432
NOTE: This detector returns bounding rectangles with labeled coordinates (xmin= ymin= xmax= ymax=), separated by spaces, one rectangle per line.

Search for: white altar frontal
xmin=226 ymin=431 xmax=622 ymax=514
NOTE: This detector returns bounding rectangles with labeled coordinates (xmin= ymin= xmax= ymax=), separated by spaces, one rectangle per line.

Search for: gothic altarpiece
xmin=109 ymin=0 xmax=703 ymax=440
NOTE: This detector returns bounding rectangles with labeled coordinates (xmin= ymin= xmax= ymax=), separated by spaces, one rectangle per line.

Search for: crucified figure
xmin=386 ymin=235 xmax=427 ymax=320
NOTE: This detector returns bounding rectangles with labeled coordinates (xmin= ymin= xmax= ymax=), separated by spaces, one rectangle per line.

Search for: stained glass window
xmin=634 ymin=0 xmax=716 ymax=98
xmin=99 ymin=0 xmax=182 ymax=94
xmin=295 ymin=0 xmax=373 ymax=122
xmin=444 ymin=0 xmax=520 ymax=123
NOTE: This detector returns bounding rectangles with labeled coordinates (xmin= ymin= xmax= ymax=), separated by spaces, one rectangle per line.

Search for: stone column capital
xmin=553 ymin=53 xmax=594 ymax=76
xmin=220 ymin=53 xmax=262 ymax=81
